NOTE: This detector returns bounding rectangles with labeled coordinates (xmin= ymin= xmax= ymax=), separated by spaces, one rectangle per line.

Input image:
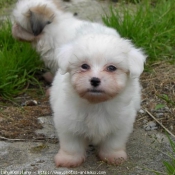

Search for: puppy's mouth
xmin=79 ymin=89 xmax=113 ymax=103
xmin=87 ymin=89 xmax=104 ymax=94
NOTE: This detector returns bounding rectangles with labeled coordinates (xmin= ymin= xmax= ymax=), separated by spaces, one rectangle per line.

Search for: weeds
xmin=0 ymin=21 xmax=43 ymax=99
xmin=103 ymin=0 xmax=175 ymax=63
xmin=0 ymin=0 xmax=17 ymax=15
xmin=157 ymin=94 xmax=175 ymax=106
xmin=0 ymin=0 xmax=16 ymax=8
xmin=155 ymin=104 xmax=166 ymax=110
xmin=143 ymin=135 xmax=175 ymax=175
xmin=156 ymin=135 xmax=175 ymax=175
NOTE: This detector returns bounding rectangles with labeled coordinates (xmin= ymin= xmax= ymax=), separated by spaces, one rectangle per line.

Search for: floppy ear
xmin=128 ymin=48 xmax=146 ymax=78
xmin=12 ymin=23 xmax=35 ymax=42
xmin=56 ymin=43 xmax=73 ymax=75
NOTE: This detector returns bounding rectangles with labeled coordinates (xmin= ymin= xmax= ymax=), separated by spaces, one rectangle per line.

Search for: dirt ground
xmin=139 ymin=62 xmax=175 ymax=135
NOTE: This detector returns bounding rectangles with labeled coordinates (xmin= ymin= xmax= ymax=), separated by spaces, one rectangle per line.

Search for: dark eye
xmin=81 ymin=64 xmax=90 ymax=70
xmin=106 ymin=65 xmax=117 ymax=72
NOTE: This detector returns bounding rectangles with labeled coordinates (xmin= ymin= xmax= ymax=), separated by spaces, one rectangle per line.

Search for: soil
xmin=0 ymin=96 xmax=51 ymax=140
xmin=139 ymin=62 xmax=175 ymax=134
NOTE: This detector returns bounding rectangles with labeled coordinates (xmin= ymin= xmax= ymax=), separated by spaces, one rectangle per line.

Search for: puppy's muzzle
xmin=90 ymin=77 xmax=101 ymax=87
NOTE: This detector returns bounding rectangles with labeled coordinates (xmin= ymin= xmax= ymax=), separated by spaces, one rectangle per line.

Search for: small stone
xmin=144 ymin=121 xmax=157 ymax=131
xmin=143 ymin=119 xmax=148 ymax=124
xmin=150 ymin=126 xmax=158 ymax=130
xmin=50 ymin=134 xmax=56 ymax=138
xmin=139 ymin=109 xmax=145 ymax=114
xmin=145 ymin=126 xmax=151 ymax=131
xmin=22 ymin=100 xmax=38 ymax=106
xmin=38 ymin=118 xmax=45 ymax=124
xmin=36 ymin=159 xmax=45 ymax=163
xmin=170 ymin=125 xmax=173 ymax=130
xmin=35 ymin=158 xmax=41 ymax=162
xmin=156 ymin=113 xmax=164 ymax=118
xmin=156 ymin=109 xmax=164 ymax=113
xmin=147 ymin=121 xmax=156 ymax=127
xmin=164 ymin=107 xmax=170 ymax=112
xmin=143 ymin=124 xmax=147 ymax=129
xmin=164 ymin=107 xmax=169 ymax=110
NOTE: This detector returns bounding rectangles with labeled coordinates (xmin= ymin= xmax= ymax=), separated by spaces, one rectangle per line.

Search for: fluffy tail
xmin=12 ymin=0 xmax=60 ymax=41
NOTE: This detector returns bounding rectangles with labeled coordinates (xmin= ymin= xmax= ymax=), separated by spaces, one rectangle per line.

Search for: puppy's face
xmin=12 ymin=0 xmax=59 ymax=41
xmin=57 ymin=34 xmax=146 ymax=103
xmin=69 ymin=61 xmax=128 ymax=103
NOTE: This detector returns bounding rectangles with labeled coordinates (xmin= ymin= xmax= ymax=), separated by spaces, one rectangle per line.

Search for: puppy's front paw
xmin=98 ymin=149 xmax=127 ymax=165
xmin=54 ymin=149 xmax=85 ymax=167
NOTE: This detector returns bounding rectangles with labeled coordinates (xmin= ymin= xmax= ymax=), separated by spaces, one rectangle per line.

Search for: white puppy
xmin=50 ymin=27 xmax=146 ymax=167
xmin=13 ymin=0 xmax=146 ymax=167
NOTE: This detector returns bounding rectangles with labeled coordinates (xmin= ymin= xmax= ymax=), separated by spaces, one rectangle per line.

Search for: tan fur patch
xmin=52 ymin=0 xmax=61 ymax=10
xmin=30 ymin=5 xmax=54 ymax=20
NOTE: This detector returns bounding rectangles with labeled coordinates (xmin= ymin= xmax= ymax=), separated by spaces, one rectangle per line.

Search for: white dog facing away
xmin=12 ymin=0 xmax=146 ymax=168
xmin=12 ymin=0 xmax=113 ymax=76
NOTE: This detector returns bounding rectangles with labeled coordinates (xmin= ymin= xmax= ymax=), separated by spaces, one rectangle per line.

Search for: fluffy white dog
xmin=13 ymin=0 xmax=146 ymax=168
xmin=50 ymin=30 xmax=146 ymax=167
xmin=12 ymin=0 xmax=105 ymax=76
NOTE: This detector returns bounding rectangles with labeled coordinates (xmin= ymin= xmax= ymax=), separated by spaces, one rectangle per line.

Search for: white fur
xmin=50 ymin=29 xmax=146 ymax=167
xmin=13 ymin=0 xmax=146 ymax=167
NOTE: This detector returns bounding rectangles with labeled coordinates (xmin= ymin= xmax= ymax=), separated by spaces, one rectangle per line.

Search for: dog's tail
xmin=12 ymin=0 xmax=60 ymax=41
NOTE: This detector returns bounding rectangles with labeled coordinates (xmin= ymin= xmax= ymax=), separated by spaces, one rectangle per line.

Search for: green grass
xmin=0 ymin=0 xmax=16 ymax=8
xmin=0 ymin=21 xmax=43 ymax=99
xmin=153 ymin=135 xmax=175 ymax=175
xmin=103 ymin=0 xmax=175 ymax=63
xmin=0 ymin=0 xmax=17 ymax=15
xmin=162 ymin=136 xmax=175 ymax=175
xmin=162 ymin=138 xmax=175 ymax=175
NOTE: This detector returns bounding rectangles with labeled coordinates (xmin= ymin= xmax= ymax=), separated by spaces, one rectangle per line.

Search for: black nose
xmin=90 ymin=77 xmax=101 ymax=87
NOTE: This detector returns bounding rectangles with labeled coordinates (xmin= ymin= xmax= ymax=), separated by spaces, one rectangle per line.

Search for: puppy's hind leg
xmin=55 ymin=133 xmax=87 ymax=167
